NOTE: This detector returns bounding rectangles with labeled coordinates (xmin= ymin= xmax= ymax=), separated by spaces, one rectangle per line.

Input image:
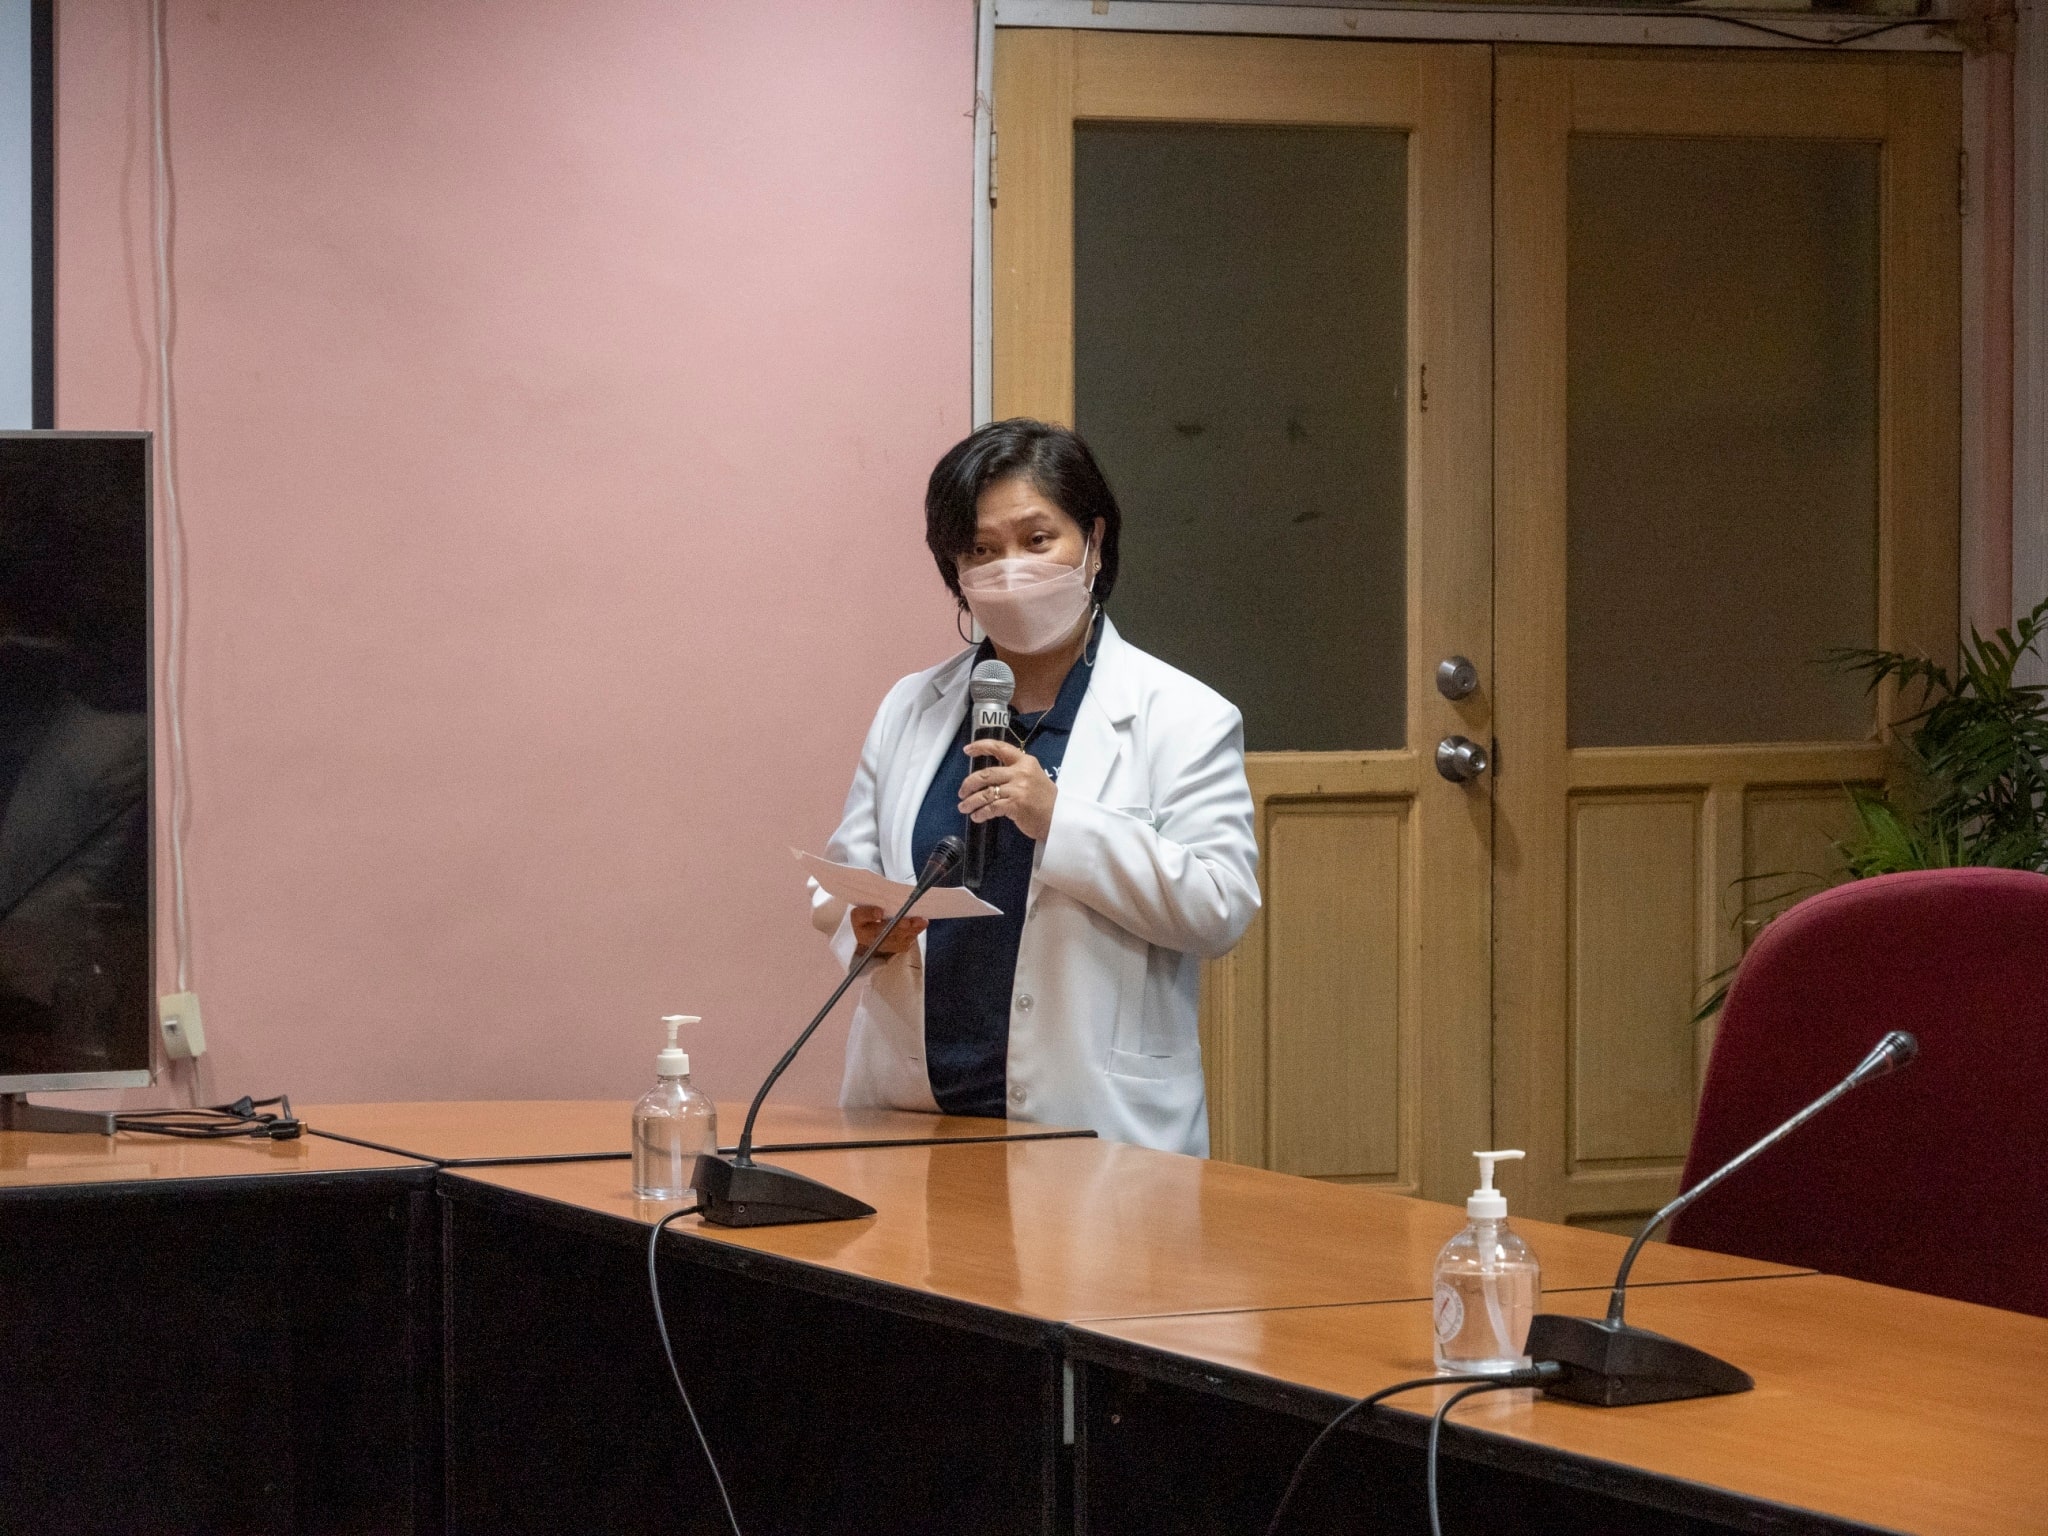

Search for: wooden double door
xmin=994 ymin=32 xmax=1959 ymax=1225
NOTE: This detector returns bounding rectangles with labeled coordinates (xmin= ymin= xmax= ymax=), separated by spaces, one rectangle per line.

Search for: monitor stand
xmin=0 ymin=1094 xmax=118 ymax=1134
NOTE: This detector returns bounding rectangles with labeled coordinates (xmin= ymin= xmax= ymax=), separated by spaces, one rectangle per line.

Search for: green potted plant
xmin=1833 ymin=597 xmax=2048 ymax=876
xmin=1698 ymin=597 xmax=2048 ymax=1019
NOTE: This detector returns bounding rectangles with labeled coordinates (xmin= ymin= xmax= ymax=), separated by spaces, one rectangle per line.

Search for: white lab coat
xmin=811 ymin=617 xmax=1259 ymax=1155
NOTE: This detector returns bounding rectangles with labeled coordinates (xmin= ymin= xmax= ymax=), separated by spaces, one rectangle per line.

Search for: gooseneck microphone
xmin=963 ymin=660 xmax=1015 ymax=891
xmin=1527 ymin=1029 xmax=1918 ymax=1405
xmin=1602 ymin=1029 xmax=1916 ymax=1324
xmin=693 ymin=835 xmax=966 ymax=1228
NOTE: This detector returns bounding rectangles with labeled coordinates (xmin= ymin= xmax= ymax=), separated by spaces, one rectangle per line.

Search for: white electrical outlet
xmin=159 ymin=992 xmax=206 ymax=1060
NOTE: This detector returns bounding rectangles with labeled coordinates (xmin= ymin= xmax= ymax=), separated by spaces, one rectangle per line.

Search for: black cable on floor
xmin=648 ymin=1204 xmax=743 ymax=1536
xmin=1265 ymin=1361 xmax=1561 ymax=1536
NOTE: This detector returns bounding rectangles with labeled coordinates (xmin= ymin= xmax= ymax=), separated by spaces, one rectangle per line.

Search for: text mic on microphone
xmin=964 ymin=659 xmax=1016 ymax=891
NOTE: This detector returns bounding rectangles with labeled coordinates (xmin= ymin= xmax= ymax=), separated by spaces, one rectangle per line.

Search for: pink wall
xmin=53 ymin=0 xmax=973 ymax=1107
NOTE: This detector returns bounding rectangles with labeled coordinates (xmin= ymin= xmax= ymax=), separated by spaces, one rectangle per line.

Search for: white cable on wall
xmin=972 ymin=0 xmax=995 ymax=428
xmin=150 ymin=0 xmax=193 ymax=1000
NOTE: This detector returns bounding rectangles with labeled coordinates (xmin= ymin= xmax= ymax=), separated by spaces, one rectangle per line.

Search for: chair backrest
xmin=1668 ymin=867 xmax=2048 ymax=1317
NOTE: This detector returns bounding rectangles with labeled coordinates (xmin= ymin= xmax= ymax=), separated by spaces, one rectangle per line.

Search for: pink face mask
xmin=957 ymin=536 xmax=1097 ymax=655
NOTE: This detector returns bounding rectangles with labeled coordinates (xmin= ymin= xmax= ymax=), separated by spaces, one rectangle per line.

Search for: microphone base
xmin=1525 ymin=1313 xmax=1754 ymax=1406
xmin=692 ymin=1153 xmax=877 ymax=1228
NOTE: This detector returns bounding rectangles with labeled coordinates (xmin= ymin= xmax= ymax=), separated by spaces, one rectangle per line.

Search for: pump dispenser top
xmin=1467 ymin=1148 xmax=1524 ymax=1220
xmin=657 ymin=1014 xmax=699 ymax=1078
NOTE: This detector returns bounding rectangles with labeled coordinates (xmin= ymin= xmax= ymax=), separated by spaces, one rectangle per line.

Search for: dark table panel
xmin=441 ymin=1178 xmax=1065 ymax=1536
xmin=0 ymin=1167 xmax=440 ymax=1536
xmin=1068 ymin=1327 xmax=1884 ymax=1536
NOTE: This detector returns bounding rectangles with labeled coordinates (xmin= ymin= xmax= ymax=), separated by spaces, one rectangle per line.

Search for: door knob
xmin=1436 ymin=736 xmax=1490 ymax=783
xmin=1436 ymin=655 xmax=1479 ymax=700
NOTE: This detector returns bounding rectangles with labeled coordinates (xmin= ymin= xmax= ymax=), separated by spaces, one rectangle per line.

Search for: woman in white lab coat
xmin=812 ymin=420 xmax=1259 ymax=1155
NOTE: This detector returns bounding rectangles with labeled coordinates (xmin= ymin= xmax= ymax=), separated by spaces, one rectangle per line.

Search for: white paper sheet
xmin=794 ymin=849 xmax=1002 ymax=919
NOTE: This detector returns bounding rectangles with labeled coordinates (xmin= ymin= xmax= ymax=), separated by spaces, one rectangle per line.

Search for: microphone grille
xmin=970 ymin=659 xmax=1016 ymax=706
xmin=1848 ymin=1029 xmax=1920 ymax=1088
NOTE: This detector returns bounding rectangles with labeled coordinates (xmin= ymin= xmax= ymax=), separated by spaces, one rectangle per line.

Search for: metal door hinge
xmin=989 ymin=127 xmax=1000 ymax=205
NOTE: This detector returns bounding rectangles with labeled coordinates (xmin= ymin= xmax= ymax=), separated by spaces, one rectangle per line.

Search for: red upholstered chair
xmin=1668 ymin=867 xmax=2048 ymax=1318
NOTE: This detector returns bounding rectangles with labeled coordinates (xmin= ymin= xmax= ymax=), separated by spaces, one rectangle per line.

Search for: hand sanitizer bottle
xmin=1433 ymin=1149 xmax=1541 ymax=1374
xmin=632 ymin=1015 xmax=718 ymax=1201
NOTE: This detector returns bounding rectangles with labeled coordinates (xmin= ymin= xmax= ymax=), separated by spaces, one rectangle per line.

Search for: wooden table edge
xmin=0 ymin=1158 xmax=436 ymax=1204
xmin=1066 ymin=1267 xmax=1823 ymax=1327
xmin=309 ymin=1122 xmax=1098 ymax=1167
xmin=434 ymin=1164 xmax=1064 ymax=1352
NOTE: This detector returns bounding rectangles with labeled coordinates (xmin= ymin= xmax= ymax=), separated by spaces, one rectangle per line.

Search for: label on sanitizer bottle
xmin=1433 ymin=1282 xmax=1465 ymax=1343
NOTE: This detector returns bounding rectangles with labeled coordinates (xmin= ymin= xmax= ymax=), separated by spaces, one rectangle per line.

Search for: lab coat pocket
xmin=1100 ymin=923 xmax=1151 ymax=1054
xmin=1106 ymin=1047 xmax=1200 ymax=1082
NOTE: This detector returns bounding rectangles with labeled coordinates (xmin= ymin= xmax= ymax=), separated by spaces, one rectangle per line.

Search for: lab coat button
xmin=1009 ymin=1086 xmax=1026 ymax=1106
xmin=1016 ymin=994 xmax=1034 ymax=1012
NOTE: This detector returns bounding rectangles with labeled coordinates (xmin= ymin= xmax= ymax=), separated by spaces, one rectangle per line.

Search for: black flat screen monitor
xmin=0 ymin=431 xmax=152 ymax=1092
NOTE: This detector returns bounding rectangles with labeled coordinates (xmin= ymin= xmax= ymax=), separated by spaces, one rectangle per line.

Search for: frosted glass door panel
xmin=1075 ymin=124 xmax=1407 ymax=753
xmin=1566 ymin=136 xmax=1879 ymax=748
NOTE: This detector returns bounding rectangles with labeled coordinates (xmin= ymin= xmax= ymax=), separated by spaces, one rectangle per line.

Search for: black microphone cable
xmin=648 ymin=1205 xmax=743 ymax=1536
xmin=1426 ymin=1368 xmax=1560 ymax=1536
xmin=1264 ymin=1361 xmax=1561 ymax=1536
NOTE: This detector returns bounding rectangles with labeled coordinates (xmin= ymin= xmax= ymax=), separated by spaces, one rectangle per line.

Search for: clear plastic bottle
xmin=1433 ymin=1149 xmax=1542 ymax=1374
xmin=632 ymin=1014 xmax=718 ymax=1201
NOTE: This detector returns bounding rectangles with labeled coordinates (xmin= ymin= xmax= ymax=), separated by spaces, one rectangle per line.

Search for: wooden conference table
xmin=5 ymin=1101 xmax=2043 ymax=1534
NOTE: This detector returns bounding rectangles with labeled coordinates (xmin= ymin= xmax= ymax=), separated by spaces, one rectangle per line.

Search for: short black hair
xmin=924 ymin=419 xmax=1122 ymax=609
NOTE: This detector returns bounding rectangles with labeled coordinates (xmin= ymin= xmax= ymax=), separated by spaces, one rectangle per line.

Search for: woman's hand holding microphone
xmin=959 ymin=737 xmax=1057 ymax=843
xmin=850 ymin=739 xmax=1057 ymax=959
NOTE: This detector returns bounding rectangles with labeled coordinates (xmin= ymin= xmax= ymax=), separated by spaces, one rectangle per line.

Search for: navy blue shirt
xmin=910 ymin=642 xmax=1095 ymax=1118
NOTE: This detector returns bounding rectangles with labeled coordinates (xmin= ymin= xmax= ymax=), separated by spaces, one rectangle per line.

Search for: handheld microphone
xmin=1527 ymin=1030 xmax=1918 ymax=1406
xmin=963 ymin=660 xmax=1015 ymax=891
xmin=694 ymin=835 xmax=966 ymax=1227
